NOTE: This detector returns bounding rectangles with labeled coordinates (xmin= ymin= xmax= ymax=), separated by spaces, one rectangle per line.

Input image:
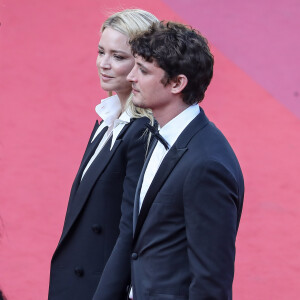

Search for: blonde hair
xmin=101 ymin=9 xmax=158 ymax=124
xmin=102 ymin=9 xmax=159 ymax=39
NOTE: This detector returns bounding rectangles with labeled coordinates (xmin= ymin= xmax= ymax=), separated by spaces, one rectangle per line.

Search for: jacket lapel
xmin=133 ymin=139 xmax=157 ymax=233
xmin=133 ymin=146 xmax=187 ymax=244
xmin=133 ymin=109 xmax=210 ymax=245
xmin=68 ymin=122 xmax=108 ymax=203
xmin=83 ymin=121 xmax=103 ymax=159
xmin=58 ymin=121 xmax=133 ymax=246
xmin=80 ymin=120 xmax=104 ymax=166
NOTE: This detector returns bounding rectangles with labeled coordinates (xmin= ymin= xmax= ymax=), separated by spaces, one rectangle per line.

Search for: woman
xmin=0 ymin=219 xmax=7 ymax=300
xmin=48 ymin=9 xmax=158 ymax=300
xmin=0 ymin=290 xmax=6 ymax=300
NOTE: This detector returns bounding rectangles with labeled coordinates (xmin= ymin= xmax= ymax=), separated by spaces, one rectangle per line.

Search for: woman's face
xmin=96 ymin=27 xmax=135 ymax=96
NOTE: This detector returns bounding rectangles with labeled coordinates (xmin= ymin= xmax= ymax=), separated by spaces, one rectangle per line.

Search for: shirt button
xmin=131 ymin=253 xmax=138 ymax=260
xmin=74 ymin=267 xmax=84 ymax=277
xmin=91 ymin=224 xmax=102 ymax=234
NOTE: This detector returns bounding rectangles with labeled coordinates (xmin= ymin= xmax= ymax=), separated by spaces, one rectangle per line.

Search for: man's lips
xmin=132 ymin=86 xmax=140 ymax=93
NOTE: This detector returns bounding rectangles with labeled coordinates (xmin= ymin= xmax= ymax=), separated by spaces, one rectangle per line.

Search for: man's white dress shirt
xmin=81 ymin=95 xmax=132 ymax=179
xmin=129 ymin=104 xmax=200 ymax=299
xmin=139 ymin=104 xmax=200 ymax=211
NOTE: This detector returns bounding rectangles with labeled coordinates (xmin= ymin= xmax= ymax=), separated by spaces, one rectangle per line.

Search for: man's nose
xmin=127 ymin=65 xmax=137 ymax=82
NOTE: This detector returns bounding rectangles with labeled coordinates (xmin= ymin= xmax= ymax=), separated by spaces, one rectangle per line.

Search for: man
xmin=93 ymin=21 xmax=244 ymax=300
xmin=125 ymin=22 xmax=244 ymax=299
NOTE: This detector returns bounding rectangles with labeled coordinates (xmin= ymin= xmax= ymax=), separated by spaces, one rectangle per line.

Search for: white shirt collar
xmin=95 ymin=94 xmax=122 ymax=127
xmin=115 ymin=106 xmax=132 ymax=125
xmin=92 ymin=95 xmax=133 ymax=144
xmin=83 ymin=96 xmax=132 ymax=177
xmin=159 ymin=104 xmax=200 ymax=148
xmin=110 ymin=106 xmax=133 ymax=149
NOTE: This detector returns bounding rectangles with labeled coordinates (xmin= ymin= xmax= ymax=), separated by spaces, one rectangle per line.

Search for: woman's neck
xmin=116 ymin=91 xmax=131 ymax=113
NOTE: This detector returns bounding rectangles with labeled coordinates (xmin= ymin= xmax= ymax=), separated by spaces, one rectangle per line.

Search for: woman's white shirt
xmin=81 ymin=95 xmax=132 ymax=180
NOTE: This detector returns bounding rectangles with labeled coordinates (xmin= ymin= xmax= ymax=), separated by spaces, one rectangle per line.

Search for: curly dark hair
xmin=130 ymin=21 xmax=214 ymax=105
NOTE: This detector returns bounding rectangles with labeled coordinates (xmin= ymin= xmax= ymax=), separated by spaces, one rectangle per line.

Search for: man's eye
xmin=140 ymin=68 xmax=147 ymax=74
xmin=98 ymin=49 xmax=104 ymax=55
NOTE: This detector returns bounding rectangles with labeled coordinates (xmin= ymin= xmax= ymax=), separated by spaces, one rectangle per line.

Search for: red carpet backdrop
xmin=0 ymin=0 xmax=299 ymax=299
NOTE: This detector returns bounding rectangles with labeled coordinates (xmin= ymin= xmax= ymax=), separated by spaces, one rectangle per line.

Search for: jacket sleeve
xmin=92 ymin=120 xmax=148 ymax=300
xmin=183 ymin=160 xmax=241 ymax=300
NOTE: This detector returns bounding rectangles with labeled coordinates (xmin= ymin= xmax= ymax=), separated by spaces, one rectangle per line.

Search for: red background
xmin=0 ymin=0 xmax=299 ymax=299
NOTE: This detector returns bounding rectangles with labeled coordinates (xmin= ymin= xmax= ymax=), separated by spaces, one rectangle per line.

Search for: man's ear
xmin=170 ymin=75 xmax=188 ymax=95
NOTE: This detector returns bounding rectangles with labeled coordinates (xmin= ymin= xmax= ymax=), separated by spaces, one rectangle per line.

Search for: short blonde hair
xmin=102 ymin=9 xmax=159 ymax=39
xmin=101 ymin=9 xmax=158 ymax=124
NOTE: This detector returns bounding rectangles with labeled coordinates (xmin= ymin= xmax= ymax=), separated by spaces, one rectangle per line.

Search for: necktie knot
xmin=145 ymin=123 xmax=169 ymax=150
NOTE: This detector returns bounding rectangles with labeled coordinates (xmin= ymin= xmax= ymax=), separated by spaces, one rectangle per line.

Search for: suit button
xmin=91 ymin=224 xmax=102 ymax=234
xmin=74 ymin=267 xmax=84 ymax=277
xmin=131 ymin=253 xmax=138 ymax=260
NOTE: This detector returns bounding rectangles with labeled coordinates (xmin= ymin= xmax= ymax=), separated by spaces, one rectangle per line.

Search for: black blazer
xmin=94 ymin=109 xmax=244 ymax=300
xmin=48 ymin=117 xmax=149 ymax=300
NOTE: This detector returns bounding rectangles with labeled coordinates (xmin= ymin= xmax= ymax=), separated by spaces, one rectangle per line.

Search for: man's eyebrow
xmin=136 ymin=62 xmax=148 ymax=70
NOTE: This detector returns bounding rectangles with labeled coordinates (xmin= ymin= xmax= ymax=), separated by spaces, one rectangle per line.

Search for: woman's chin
xmin=100 ymin=82 xmax=114 ymax=93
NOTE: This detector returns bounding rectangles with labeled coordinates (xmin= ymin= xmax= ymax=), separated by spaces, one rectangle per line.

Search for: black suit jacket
xmin=48 ymin=117 xmax=148 ymax=300
xmin=94 ymin=109 xmax=244 ymax=300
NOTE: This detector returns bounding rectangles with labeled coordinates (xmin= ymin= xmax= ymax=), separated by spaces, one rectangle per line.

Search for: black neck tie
xmin=145 ymin=123 xmax=169 ymax=150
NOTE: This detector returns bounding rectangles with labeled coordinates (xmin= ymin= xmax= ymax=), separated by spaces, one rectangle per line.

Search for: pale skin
xmin=96 ymin=27 xmax=135 ymax=112
xmin=127 ymin=56 xmax=189 ymax=127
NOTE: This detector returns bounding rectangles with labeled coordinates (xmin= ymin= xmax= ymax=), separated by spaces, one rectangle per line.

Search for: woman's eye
xmin=140 ymin=68 xmax=147 ymax=74
xmin=113 ymin=55 xmax=125 ymax=60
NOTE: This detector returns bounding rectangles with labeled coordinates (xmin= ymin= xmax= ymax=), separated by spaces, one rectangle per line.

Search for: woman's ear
xmin=170 ymin=74 xmax=188 ymax=95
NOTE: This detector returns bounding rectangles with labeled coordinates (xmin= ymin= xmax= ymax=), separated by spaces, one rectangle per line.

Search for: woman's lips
xmin=100 ymin=73 xmax=114 ymax=82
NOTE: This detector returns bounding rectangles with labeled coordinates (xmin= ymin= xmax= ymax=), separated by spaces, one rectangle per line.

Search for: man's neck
xmin=153 ymin=101 xmax=189 ymax=128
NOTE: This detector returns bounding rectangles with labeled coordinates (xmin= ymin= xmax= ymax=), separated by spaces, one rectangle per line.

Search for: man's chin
xmin=132 ymin=96 xmax=144 ymax=108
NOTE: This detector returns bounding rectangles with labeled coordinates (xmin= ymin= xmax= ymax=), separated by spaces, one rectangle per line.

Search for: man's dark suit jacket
xmin=93 ymin=109 xmax=244 ymax=300
xmin=48 ymin=117 xmax=148 ymax=300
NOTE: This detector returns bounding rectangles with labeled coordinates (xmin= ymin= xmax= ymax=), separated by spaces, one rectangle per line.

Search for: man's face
xmin=127 ymin=56 xmax=173 ymax=113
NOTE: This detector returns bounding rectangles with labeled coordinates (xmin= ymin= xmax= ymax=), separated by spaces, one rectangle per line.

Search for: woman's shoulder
xmin=130 ymin=116 xmax=150 ymax=128
xmin=124 ymin=117 xmax=149 ymax=142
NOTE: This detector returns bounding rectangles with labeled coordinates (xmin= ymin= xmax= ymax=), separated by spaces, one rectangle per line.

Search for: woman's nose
xmin=97 ymin=54 xmax=110 ymax=69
